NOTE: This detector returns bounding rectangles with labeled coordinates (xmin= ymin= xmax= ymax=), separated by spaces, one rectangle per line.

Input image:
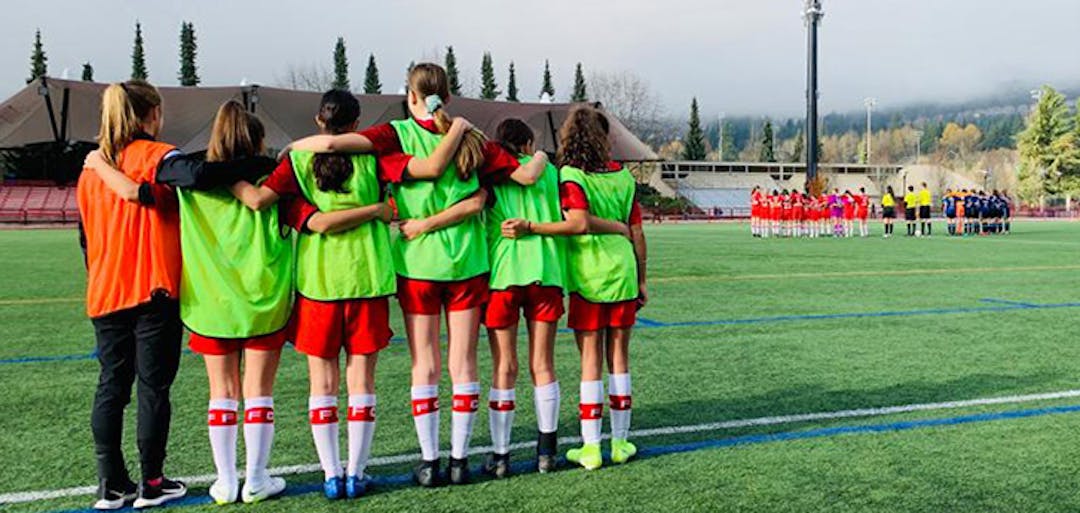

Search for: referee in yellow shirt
xmin=918 ymin=182 xmax=933 ymax=236
xmin=903 ymin=186 xmax=918 ymax=237
xmin=881 ymin=186 xmax=896 ymax=238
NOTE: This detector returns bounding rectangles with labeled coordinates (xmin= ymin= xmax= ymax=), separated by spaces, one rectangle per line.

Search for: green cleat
xmin=610 ymin=438 xmax=637 ymax=464
xmin=566 ymin=443 xmax=602 ymax=470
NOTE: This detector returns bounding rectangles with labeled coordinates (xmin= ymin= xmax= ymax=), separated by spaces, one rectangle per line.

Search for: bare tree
xmin=275 ymin=62 xmax=335 ymax=92
xmin=588 ymin=70 xmax=665 ymax=146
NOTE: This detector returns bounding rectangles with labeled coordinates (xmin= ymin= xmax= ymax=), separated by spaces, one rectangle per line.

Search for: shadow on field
xmin=629 ymin=372 xmax=1062 ymax=432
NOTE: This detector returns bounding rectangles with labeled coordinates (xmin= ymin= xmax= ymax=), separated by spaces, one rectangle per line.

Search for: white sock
xmin=579 ymin=380 xmax=604 ymax=445
xmin=608 ymin=374 xmax=632 ymax=440
xmin=488 ymin=388 xmax=516 ymax=455
xmin=411 ymin=385 xmax=440 ymax=461
xmin=346 ymin=394 xmax=376 ymax=477
xmin=208 ymin=399 xmax=239 ymax=486
xmin=451 ymin=382 xmax=480 ymax=459
xmin=308 ymin=395 xmax=341 ymax=479
xmin=243 ymin=396 xmax=275 ymax=483
xmin=533 ymin=381 xmax=560 ymax=434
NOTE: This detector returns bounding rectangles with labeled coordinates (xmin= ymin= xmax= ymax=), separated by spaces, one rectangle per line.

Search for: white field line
xmin=4 ymin=388 xmax=1080 ymax=505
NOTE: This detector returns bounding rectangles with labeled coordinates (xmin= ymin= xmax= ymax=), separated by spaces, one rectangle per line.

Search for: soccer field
xmin=5 ymin=221 xmax=1080 ymax=513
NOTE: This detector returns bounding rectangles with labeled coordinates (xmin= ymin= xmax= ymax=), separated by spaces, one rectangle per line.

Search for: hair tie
xmin=424 ymin=94 xmax=444 ymax=114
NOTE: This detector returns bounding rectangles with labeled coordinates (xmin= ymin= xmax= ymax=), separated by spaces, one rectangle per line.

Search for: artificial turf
xmin=3 ymin=221 xmax=1080 ymax=512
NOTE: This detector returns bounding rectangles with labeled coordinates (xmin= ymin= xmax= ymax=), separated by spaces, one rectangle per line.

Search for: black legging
xmin=90 ymin=295 xmax=182 ymax=483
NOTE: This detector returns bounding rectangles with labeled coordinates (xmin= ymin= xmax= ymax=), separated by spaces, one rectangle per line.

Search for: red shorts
xmin=292 ymin=296 xmax=392 ymax=358
xmin=857 ymin=208 xmax=869 ymax=220
xmin=397 ymin=274 xmax=489 ymax=315
xmin=793 ymin=207 xmax=804 ymax=221
xmin=568 ymin=294 xmax=637 ymax=331
xmin=843 ymin=209 xmax=855 ymax=220
xmin=189 ymin=330 xmax=288 ymax=356
xmin=484 ymin=285 xmax=565 ymax=329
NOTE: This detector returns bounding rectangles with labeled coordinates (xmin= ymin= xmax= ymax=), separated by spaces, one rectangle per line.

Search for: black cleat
xmin=537 ymin=454 xmax=557 ymax=474
xmin=133 ymin=477 xmax=186 ymax=509
xmin=93 ymin=478 xmax=137 ymax=510
xmin=482 ymin=453 xmax=512 ymax=479
xmin=537 ymin=431 xmax=558 ymax=474
xmin=448 ymin=457 xmax=471 ymax=485
xmin=413 ymin=459 xmax=441 ymax=488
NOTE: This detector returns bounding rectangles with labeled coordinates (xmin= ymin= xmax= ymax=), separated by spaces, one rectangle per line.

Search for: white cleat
xmin=241 ymin=476 xmax=286 ymax=504
xmin=209 ymin=478 xmax=238 ymax=505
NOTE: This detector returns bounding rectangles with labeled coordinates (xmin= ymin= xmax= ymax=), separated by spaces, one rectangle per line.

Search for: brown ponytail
xmin=312 ymin=89 xmax=361 ymax=193
xmin=206 ymin=100 xmax=264 ymax=163
xmin=408 ymin=63 xmax=486 ymax=178
xmin=556 ymin=105 xmax=609 ymax=172
xmin=97 ymin=80 xmax=162 ymax=167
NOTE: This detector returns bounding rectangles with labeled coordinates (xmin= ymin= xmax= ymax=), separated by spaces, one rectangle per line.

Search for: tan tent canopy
xmin=0 ymin=77 xmax=658 ymax=162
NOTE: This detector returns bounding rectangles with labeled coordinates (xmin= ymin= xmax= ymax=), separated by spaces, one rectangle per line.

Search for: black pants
xmin=90 ymin=296 xmax=182 ymax=484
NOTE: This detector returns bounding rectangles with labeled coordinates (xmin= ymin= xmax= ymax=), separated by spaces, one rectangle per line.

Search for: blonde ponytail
xmin=206 ymin=100 xmax=263 ymax=163
xmin=409 ymin=63 xmax=486 ymax=179
xmin=96 ymin=81 xmax=162 ymax=167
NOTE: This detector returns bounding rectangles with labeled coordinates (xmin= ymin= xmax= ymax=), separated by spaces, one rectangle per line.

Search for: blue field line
xmin=4 ymin=298 xmax=1074 ymax=367
xmin=635 ymin=317 xmax=667 ymax=327
xmin=43 ymin=402 xmax=1080 ymax=513
xmin=979 ymin=298 xmax=1038 ymax=308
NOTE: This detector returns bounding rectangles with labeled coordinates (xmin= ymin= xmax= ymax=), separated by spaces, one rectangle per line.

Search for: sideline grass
xmin=2 ymin=221 xmax=1080 ymax=512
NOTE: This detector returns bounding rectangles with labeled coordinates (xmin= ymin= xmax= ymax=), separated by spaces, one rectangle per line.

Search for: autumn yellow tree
xmin=937 ymin=123 xmax=982 ymax=169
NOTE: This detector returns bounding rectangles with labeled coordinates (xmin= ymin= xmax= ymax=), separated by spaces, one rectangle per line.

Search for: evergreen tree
xmin=1017 ymin=85 xmax=1080 ymax=197
xmin=363 ymin=53 xmax=381 ymax=94
xmin=480 ymin=52 xmax=499 ymax=100
xmin=759 ymin=120 xmax=776 ymax=162
xmin=81 ymin=62 xmax=94 ymax=82
xmin=720 ymin=121 xmax=736 ymax=161
xmin=791 ymin=130 xmax=805 ymax=163
xmin=178 ymin=22 xmax=199 ymax=86
xmin=571 ymin=63 xmax=588 ymax=102
xmin=27 ymin=29 xmax=47 ymax=83
xmin=540 ymin=60 xmax=555 ymax=100
xmin=332 ymin=37 xmax=349 ymax=90
xmin=682 ymin=98 xmax=707 ymax=161
xmin=506 ymin=62 xmax=519 ymax=102
xmin=131 ymin=22 xmax=148 ymax=80
xmin=444 ymin=46 xmax=461 ymax=96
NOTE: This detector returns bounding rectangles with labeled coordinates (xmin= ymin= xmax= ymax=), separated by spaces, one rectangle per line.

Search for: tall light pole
xmin=804 ymin=0 xmax=824 ymax=187
xmin=864 ymin=97 xmax=876 ymax=165
xmin=718 ymin=112 xmax=725 ymax=161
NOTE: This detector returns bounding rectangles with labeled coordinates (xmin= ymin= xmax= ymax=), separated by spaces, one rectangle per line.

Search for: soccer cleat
xmin=346 ymin=474 xmax=371 ymax=498
xmin=412 ymin=459 xmax=441 ymax=488
xmin=448 ymin=457 xmax=471 ymax=485
xmin=482 ymin=453 xmax=512 ymax=479
xmin=93 ymin=478 xmax=137 ymax=510
xmin=566 ymin=443 xmax=602 ymax=470
xmin=208 ymin=477 xmax=238 ymax=505
xmin=322 ymin=476 xmax=346 ymax=500
xmin=537 ymin=454 xmax=557 ymax=474
xmin=536 ymin=431 xmax=558 ymax=474
xmin=610 ymin=438 xmax=638 ymax=464
xmin=133 ymin=477 xmax=186 ymax=509
xmin=241 ymin=476 xmax=285 ymax=504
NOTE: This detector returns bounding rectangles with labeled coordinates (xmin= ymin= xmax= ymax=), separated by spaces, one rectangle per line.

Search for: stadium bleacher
xmin=0 ymin=183 xmax=79 ymax=223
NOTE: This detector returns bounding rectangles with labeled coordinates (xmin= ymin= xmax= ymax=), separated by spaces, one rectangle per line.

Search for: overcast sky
xmin=3 ymin=0 xmax=1078 ymax=119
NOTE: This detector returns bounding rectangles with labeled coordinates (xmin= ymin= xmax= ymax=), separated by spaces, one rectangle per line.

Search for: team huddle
xmin=76 ymin=63 xmax=647 ymax=510
xmin=753 ymin=183 xmax=1014 ymax=239
xmin=749 ymin=187 xmax=872 ymax=238
xmin=941 ymin=189 xmax=1013 ymax=236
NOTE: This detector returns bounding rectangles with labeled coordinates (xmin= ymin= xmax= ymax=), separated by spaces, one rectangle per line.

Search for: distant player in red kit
xmin=854 ymin=187 xmax=870 ymax=237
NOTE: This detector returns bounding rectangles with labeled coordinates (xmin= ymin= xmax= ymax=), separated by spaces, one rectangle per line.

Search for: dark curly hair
xmin=556 ymin=106 xmax=609 ymax=172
